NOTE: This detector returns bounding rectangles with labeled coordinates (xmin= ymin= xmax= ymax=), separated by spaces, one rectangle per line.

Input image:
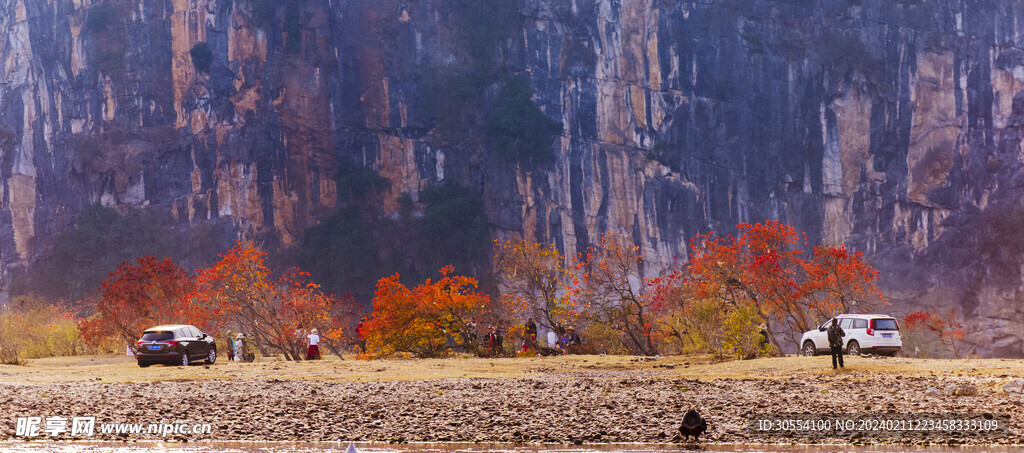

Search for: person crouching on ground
xmin=563 ymin=326 xmax=582 ymax=354
xmin=306 ymin=328 xmax=321 ymax=360
xmin=827 ymin=318 xmax=845 ymax=369
xmin=522 ymin=317 xmax=538 ymax=352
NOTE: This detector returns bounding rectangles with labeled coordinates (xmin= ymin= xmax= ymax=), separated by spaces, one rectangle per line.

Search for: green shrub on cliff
xmin=190 ymin=42 xmax=213 ymax=73
xmin=85 ymin=2 xmax=121 ymax=34
xmin=424 ymin=65 xmax=481 ymax=142
xmin=486 ymin=75 xmax=563 ymax=164
xmin=11 ymin=205 xmax=214 ymax=303
xmin=285 ymin=2 xmax=302 ymax=53
xmin=296 ymin=183 xmax=491 ymax=298
xmin=426 ymin=0 xmax=564 ymax=167
xmin=84 ymin=1 xmax=128 ymax=75
xmin=336 ymin=163 xmax=390 ymax=204
xmin=238 ymin=0 xmax=277 ymax=29
xmin=301 ymin=207 xmax=380 ymax=296
xmin=419 ymin=184 xmax=490 ymax=274
xmin=441 ymin=0 xmax=520 ymax=74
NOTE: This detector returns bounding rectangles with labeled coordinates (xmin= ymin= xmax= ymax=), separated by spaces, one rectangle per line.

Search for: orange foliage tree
xmin=364 ymin=266 xmax=493 ymax=358
xmin=187 ymin=242 xmax=342 ymax=361
xmin=493 ymin=239 xmax=578 ymax=336
xmin=79 ymin=256 xmax=192 ymax=352
xmin=903 ymin=310 xmax=967 ymax=358
xmin=659 ymin=221 xmax=884 ymax=349
xmin=1 ymin=297 xmax=84 ymax=364
xmin=802 ymin=244 xmax=885 ymax=314
xmin=573 ymin=233 xmax=660 ymax=356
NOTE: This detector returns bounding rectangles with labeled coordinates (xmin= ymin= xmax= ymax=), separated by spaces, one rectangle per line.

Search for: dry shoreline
xmin=0 ymin=355 xmax=1021 ymax=445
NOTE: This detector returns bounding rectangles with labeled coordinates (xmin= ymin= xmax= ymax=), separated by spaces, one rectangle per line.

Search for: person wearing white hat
xmin=306 ymin=328 xmax=321 ymax=360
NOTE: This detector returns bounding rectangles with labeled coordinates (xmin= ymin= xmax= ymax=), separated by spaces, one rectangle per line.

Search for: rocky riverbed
xmin=1 ymin=370 xmax=1021 ymax=445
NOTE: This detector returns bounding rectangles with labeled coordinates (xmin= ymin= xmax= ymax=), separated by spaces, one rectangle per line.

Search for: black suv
xmin=135 ymin=325 xmax=217 ymax=367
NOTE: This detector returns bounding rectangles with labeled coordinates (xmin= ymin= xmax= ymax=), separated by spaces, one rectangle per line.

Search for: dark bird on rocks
xmin=679 ymin=409 xmax=707 ymax=441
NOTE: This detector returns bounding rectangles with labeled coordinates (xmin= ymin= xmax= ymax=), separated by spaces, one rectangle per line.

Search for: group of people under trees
xmin=222 ymin=316 xmax=849 ymax=367
xmin=464 ymin=318 xmax=506 ymax=357
xmin=217 ymin=328 xmax=320 ymax=362
xmin=468 ymin=317 xmax=582 ymax=357
xmin=291 ymin=328 xmax=322 ymax=360
xmin=224 ymin=330 xmax=255 ymax=362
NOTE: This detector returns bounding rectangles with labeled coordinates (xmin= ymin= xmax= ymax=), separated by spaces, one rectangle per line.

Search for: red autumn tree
xmin=903 ymin=310 xmax=967 ymax=358
xmin=672 ymin=222 xmax=798 ymax=348
xmin=802 ymin=244 xmax=886 ymax=314
xmin=739 ymin=221 xmax=816 ymax=345
xmin=187 ymin=242 xmax=341 ymax=360
xmin=493 ymin=239 xmax=578 ymax=337
xmin=573 ymin=233 xmax=660 ymax=356
xmin=660 ymin=221 xmax=884 ymax=349
xmin=364 ymin=266 xmax=494 ymax=358
xmin=79 ymin=256 xmax=192 ymax=351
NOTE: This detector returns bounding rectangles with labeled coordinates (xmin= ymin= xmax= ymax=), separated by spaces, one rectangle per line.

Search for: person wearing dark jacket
xmin=563 ymin=327 xmax=581 ymax=347
xmin=559 ymin=326 xmax=582 ymax=354
xmin=525 ymin=317 xmax=537 ymax=341
xmin=826 ymin=318 xmax=845 ymax=369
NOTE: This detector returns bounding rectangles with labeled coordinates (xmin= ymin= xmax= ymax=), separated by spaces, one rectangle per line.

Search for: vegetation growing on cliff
xmin=441 ymin=0 xmax=520 ymax=76
xmin=335 ymin=164 xmax=391 ymax=204
xmin=13 ymin=205 xmax=229 ymax=303
xmin=84 ymin=1 xmax=127 ymax=74
xmin=14 ymin=206 xmax=175 ymax=302
xmin=236 ymin=0 xmax=301 ymax=51
xmin=424 ymin=0 xmax=562 ymax=166
xmin=300 ymin=207 xmax=379 ymax=297
xmin=284 ymin=1 xmax=302 ymax=53
xmin=13 ymin=216 xmax=885 ymax=363
xmin=85 ymin=2 xmax=121 ymax=34
xmin=298 ymin=180 xmax=490 ymax=299
xmin=189 ymin=43 xmax=213 ymax=73
xmin=486 ymin=75 xmax=563 ymax=164
xmin=238 ymin=0 xmax=278 ymax=29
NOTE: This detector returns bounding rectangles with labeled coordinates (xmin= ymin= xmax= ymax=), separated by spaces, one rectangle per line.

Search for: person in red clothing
xmin=306 ymin=328 xmax=321 ymax=360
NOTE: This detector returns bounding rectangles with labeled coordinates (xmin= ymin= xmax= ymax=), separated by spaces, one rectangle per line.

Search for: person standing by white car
xmin=825 ymin=318 xmax=845 ymax=369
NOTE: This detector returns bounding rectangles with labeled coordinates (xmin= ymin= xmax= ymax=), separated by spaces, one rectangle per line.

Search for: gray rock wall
xmin=1 ymin=0 xmax=1022 ymax=355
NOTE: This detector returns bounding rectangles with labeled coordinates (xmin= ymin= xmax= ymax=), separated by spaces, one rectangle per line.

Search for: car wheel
xmin=846 ymin=341 xmax=860 ymax=356
xmin=802 ymin=341 xmax=816 ymax=357
xmin=181 ymin=351 xmax=190 ymax=366
xmin=138 ymin=362 xmax=150 ymax=368
xmin=207 ymin=348 xmax=217 ymax=364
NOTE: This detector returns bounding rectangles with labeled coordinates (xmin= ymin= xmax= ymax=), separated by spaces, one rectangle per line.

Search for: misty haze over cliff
xmin=1 ymin=0 xmax=1022 ymax=356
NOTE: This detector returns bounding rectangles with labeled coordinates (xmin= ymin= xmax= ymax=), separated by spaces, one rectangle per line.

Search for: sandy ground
xmin=0 ymin=354 xmax=1021 ymax=445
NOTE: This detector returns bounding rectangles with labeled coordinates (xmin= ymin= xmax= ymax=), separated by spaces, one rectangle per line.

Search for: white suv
xmin=800 ymin=314 xmax=902 ymax=356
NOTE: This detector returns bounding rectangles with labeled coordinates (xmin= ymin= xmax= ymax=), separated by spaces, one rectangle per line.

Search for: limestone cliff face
xmin=2 ymin=0 xmax=1023 ymax=356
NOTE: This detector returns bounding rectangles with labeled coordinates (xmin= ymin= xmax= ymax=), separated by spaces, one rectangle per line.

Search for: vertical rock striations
xmin=0 ymin=0 xmax=1022 ymax=355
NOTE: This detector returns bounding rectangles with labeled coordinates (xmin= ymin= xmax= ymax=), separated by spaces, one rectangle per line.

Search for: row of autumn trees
xmin=80 ymin=244 xmax=353 ymax=360
xmin=77 ymin=221 xmax=887 ymax=360
xmin=489 ymin=221 xmax=887 ymax=358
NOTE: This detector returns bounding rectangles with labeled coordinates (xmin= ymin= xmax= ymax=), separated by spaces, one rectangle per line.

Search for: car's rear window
xmin=141 ymin=331 xmax=174 ymax=341
xmin=874 ymin=319 xmax=898 ymax=330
